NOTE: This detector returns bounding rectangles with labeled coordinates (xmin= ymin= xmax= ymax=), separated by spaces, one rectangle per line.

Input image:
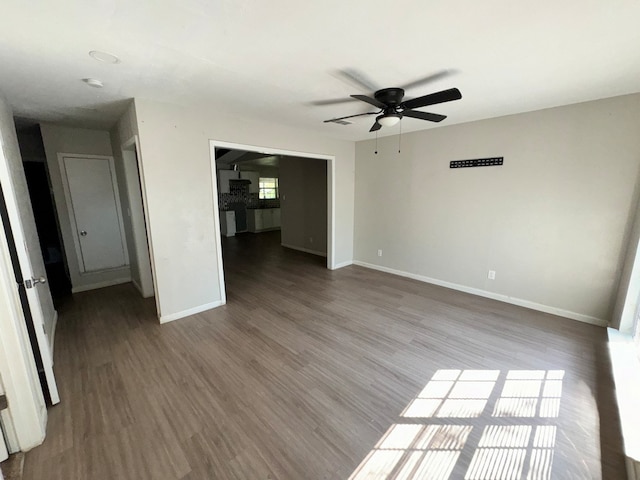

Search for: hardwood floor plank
xmin=22 ymin=231 xmax=626 ymax=479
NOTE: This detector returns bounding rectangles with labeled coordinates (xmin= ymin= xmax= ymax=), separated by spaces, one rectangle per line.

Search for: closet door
xmin=59 ymin=155 xmax=128 ymax=272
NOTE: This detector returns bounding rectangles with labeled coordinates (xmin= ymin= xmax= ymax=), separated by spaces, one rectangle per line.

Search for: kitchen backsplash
xmin=219 ymin=184 xmax=280 ymax=210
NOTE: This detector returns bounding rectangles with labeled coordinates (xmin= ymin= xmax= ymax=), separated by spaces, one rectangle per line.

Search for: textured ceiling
xmin=1 ymin=0 xmax=639 ymax=140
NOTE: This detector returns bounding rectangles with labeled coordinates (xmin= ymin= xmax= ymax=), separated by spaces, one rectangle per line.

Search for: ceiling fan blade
xmin=335 ymin=68 xmax=380 ymax=92
xmin=401 ymin=110 xmax=447 ymax=123
xmin=369 ymin=121 xmax=382 ymax=132
xmin=352 ymin=94 xmax=387 ymax=109
xmin=324 ymin=112 xmax=378 ymax=123
xmin=310 ymin=97 xmax=358 ymax=106
xmin=398 ymin=69 xmax=457 ymax=91
xmin=401 ymin=88 xmax=462 ymax=110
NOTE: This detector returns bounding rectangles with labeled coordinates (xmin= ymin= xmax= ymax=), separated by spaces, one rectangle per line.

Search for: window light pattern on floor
xmin=349 ymin=369 xmax=564 ymax=480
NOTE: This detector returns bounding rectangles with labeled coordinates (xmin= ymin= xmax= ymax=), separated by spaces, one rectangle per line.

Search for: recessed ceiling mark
xmin=82 ymin=78 xmax=104 ymax=88
xmin=89 ymin=50 xmax=120 ymax=64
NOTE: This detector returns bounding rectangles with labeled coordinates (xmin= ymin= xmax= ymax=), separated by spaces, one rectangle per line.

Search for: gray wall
xmin=279 ymin=156 xmax=328 ymax=256
xmin=134 ymin=98 xmax=353 ymax=322
xmin=110 ymin=103 xmax=154 ymax=298
xmin=40 ymin=124 xmax=131 ymax=292
xmin=354 ymin=93 xmax=640 ymax=325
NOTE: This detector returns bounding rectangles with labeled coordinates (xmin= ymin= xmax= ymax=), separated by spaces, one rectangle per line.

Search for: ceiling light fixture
xmin=82 ymin=78 xmax=104 ymax=88
xmin=377 ymin=113 xmax=401 ymax=127
xmin=89 ymin=50 xmax=120 ymax=64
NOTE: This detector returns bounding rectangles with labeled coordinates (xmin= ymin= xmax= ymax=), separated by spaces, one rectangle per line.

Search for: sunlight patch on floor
xmin=349 ymin=369 xmax=563 ymax=480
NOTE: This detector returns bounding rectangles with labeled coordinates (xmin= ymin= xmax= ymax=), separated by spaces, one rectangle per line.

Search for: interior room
xmin=215 ymin=147 xmax=329 ymax=299
xmin=0 ymin=2 xmax=639 ymax=479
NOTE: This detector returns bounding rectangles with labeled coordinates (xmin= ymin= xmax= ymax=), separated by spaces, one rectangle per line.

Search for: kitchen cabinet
xmin=240 ymin=171 xmax=260 ymax=193
xmin=218 ymin=169 xmax=259 ymax=194
xmin=219 ymin=210 xmax=236 ymax=237
xmin=248 ymin=208 xmax=281 ymax=233
xmin=217 ymin=170 xmax=237 ymax=194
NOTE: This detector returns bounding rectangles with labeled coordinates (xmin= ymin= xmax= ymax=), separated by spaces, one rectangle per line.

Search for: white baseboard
xmin=49 ymin=310 xmax=58 ymax=362
xmin=281 ymin=243 xmax=327 ymax=258
xmin=331 ymin=260 xmax=353 ymax=270
xmin=71 ymin=277 xmax=131 ymax=293
xmin=353 ymin=260 xmax=608 ymax=327
xmin=159 ymin=300 xmax=225 ymax=324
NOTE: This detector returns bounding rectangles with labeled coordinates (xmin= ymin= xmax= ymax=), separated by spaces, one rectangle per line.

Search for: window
xmin=259 ymin=177 xmax=278 ymax=199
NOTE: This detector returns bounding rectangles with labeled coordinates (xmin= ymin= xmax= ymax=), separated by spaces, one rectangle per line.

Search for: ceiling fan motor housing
xmin=374 ymin=88 xmax=405 ymax=106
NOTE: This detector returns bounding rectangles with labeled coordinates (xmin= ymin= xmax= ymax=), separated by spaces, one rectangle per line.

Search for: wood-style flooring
xmin=23 ymin=231 xmax=626 ymax=479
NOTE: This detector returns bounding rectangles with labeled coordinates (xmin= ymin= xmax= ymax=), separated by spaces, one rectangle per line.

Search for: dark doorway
xmin=16 ymin=124 xmax=71 ymax=300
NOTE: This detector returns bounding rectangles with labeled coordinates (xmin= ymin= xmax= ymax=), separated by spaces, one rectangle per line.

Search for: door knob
xmin=25 ymin=276 xmax=46 ymax=288
xmin=80 ymin=230 xmax=87 ymax=236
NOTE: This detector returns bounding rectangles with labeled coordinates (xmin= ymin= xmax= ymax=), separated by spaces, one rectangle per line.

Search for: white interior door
xmin=0 ymin=110 xmax=59 ymax=405
xmin=60 ymin=155 xmax=128 ymax=273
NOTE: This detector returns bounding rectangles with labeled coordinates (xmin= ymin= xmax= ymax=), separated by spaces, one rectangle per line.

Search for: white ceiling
xmin=1 ymin=0 xmax=639 ymax=140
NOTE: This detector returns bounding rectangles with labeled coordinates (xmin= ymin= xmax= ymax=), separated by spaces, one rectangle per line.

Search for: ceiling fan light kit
xmin=320 ymin=70 xmax=463 ymax=133
xmin=377 ymin=113 xmax=401 ymax=127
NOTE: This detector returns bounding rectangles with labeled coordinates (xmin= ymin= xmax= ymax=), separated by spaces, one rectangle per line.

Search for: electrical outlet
xmin=488 ymin=270 xmax=496 ymax=280
xmin=309 ymin=237 xmax=313 ymax=244
xmin=377 ymin=249 xmax=383 ymax=257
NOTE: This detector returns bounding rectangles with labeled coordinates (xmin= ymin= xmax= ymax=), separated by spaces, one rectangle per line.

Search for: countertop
xmin=220 ymin=206 xmax=280 ymax=211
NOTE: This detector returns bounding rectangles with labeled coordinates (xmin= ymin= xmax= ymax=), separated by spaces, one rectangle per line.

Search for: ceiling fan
xmin=319 ymin=69 xmax=462 ymax=132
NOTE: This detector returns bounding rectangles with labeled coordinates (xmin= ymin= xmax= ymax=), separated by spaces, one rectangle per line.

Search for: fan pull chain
xmin=398 ymin=119 xmax=402 ymax=153
xmin=375 ymin=131 xmax=378 ymax=155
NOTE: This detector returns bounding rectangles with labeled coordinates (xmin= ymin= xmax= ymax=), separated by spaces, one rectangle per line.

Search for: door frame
xmin=0 ymin=209 xmax=46 ymax=450
xmin=56 ymin=153 xmax=129 ymax=274
xmin=0 ymin=171 xmax=47 ymax=449
xmin=120 ymin=135 xmax=159 ymax=312
xmin=209 ymin=140 xmax=336 ymax=305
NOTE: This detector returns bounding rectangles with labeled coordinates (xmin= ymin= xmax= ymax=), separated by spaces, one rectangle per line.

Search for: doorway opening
xmin=15 ymin=124 xmax=71 ymax=303
xmin=119 ymin=137 xmax=156 ymax=305
xmin=210 ymin=141 xmax=335 ymax=304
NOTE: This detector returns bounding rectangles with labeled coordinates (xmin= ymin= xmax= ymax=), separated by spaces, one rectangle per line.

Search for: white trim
xmin=209 ymin=140 xmax=337 ymax=308
xmin=209 ymin=144 xmax=227 ymax=305
xmin=281 ymin=243 xmax=327 ymax=257
xmin=122 ymin=136 xmax=159 ymax=308
xmin=0 ymin=406 xmax=20 ymax=454
xmin=159 ymin=300 xmax=225 ymax=324
xmin=0 ymin=197 xmax=47 ymax=449
xmin=327 ymin=153 xmax=335 ymax=270
xmin=331 ymin=260 xmax=353 ymax=270
xmin=127 ymin=135 xmax=160 ymax=317
xmin=49 ymin=310 xmax=58 ymax=361
xmin=0 ymin=427 xmax=8 ymax=462
xmin=0 ymin=106 xmax=59 ymax=411
xmin=607 ymin=328 xmax=640 ymax=480
xmin=56 ymin=153 xmax=130 ymax=273
xmin=353 ymin=260 xmax=608 ymax=327
xmin=211 ymin=140 xmax=334 ymax=162
xmin=71 ymin=276 xmax=131 ymax=293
